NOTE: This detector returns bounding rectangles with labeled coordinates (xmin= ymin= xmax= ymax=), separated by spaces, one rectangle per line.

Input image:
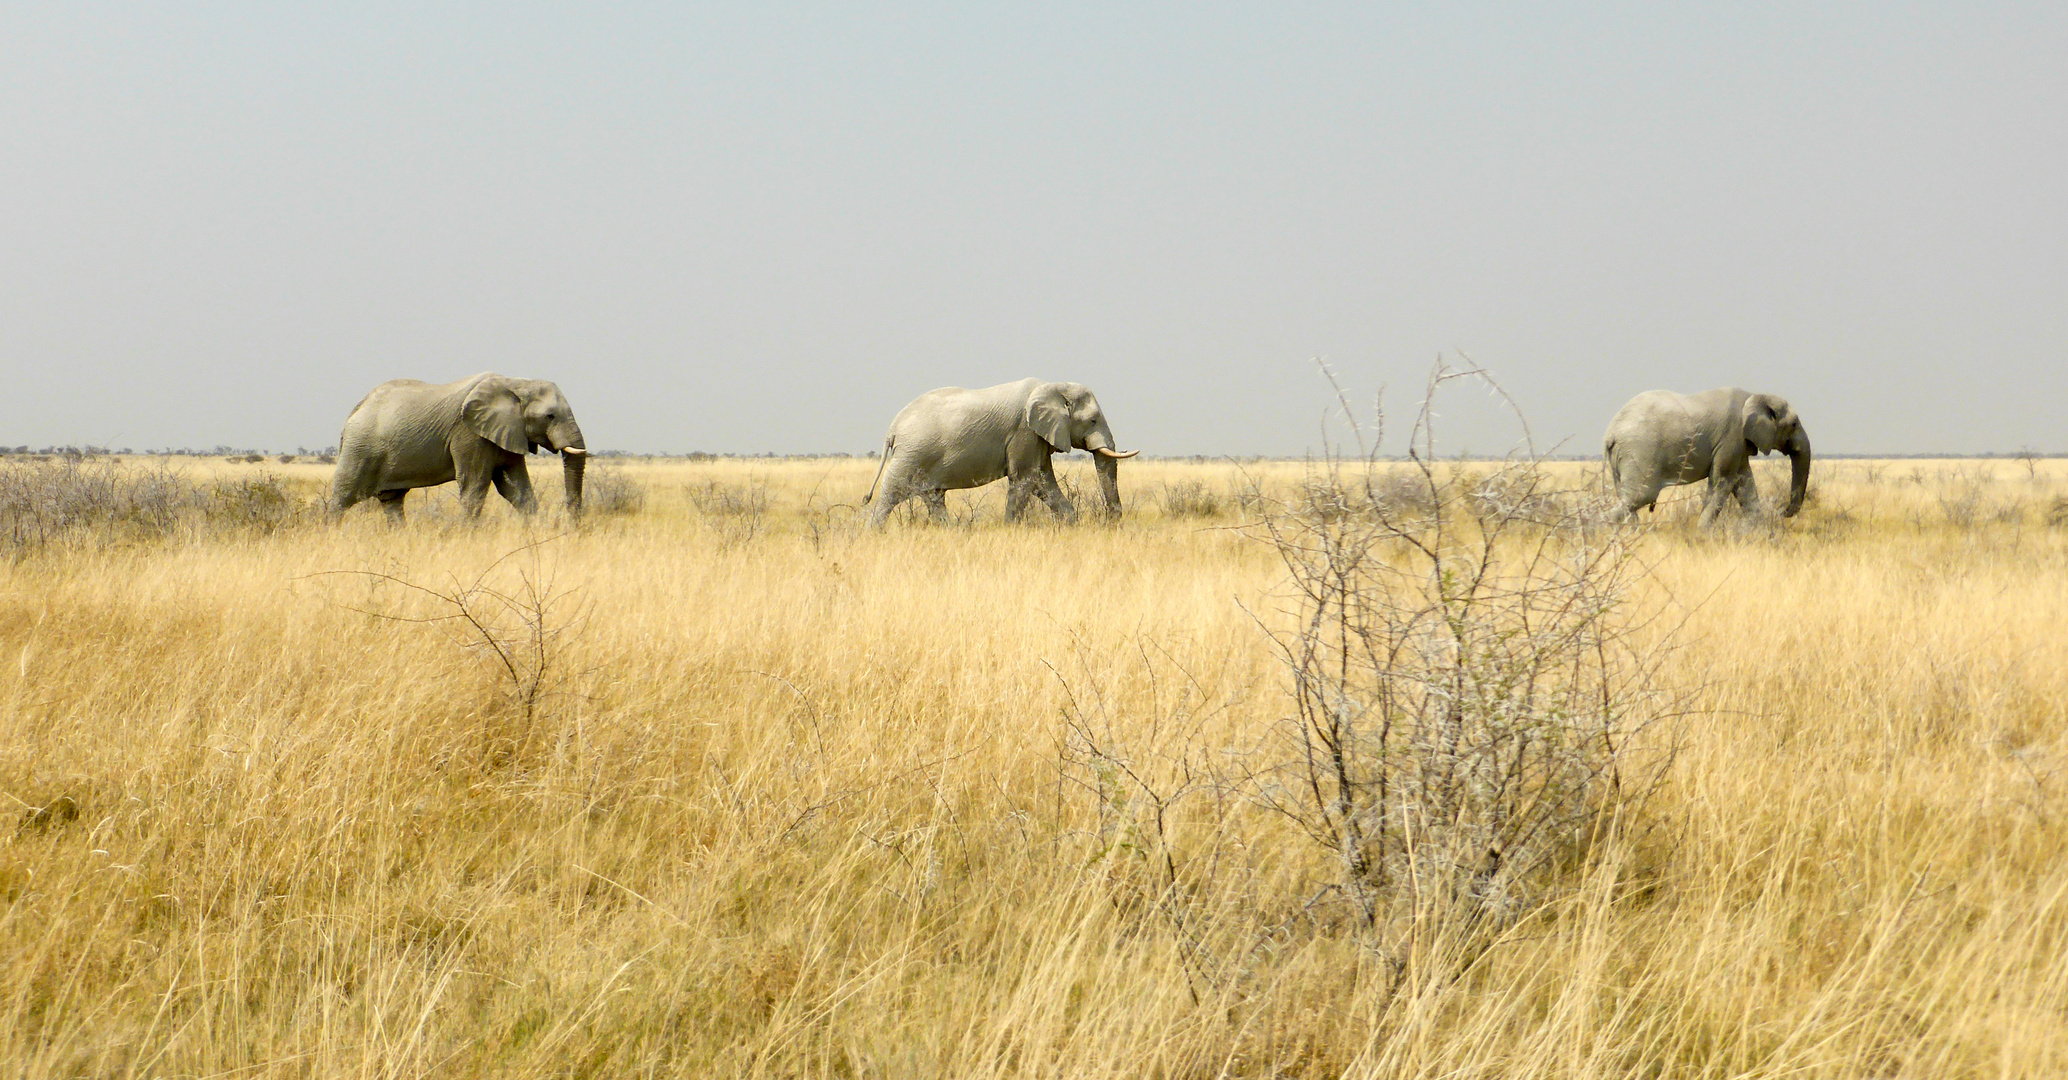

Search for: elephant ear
xmin=462 ymin=376 xmax=529 ymax=455
xmin=1025 ymin=383 xmax=1075 ymax=453
xmin=1740 ymin=394 xmax=1781 ymax=454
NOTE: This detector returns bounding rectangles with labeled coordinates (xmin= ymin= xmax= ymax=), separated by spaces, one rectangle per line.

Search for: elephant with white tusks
xmin=1603 ymin=387 xmax=1810 ymax=525
xmin=331 ymin=372 xmax=587 ymax=523
xmin=864 ymin=378 xmax=1138 ymax=526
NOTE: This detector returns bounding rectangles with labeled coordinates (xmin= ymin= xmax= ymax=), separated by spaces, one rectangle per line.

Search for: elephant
xmin=1602 ymin=387 xmax=1810 ymax=525
xmin=331 ymin=372 xmax=587 ymax=523
xmin=864 ymin=378 xmax=1138 ymax=525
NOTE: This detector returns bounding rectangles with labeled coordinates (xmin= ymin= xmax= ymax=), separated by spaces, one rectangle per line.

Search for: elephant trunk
xmin=559 ymin=422 xmax=587 ymax=519
xmin=1094 ymin=452 xmax=1122 ymax=518
xmin=1782 ymin=428 xmax=1810 ymax=517
xmin=1082 ymin=424 xmax=1129 ymax=518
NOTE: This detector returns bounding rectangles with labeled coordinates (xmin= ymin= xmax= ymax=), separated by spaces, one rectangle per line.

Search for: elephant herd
xmin=328 ymin=372 xmax=1808 ymax=528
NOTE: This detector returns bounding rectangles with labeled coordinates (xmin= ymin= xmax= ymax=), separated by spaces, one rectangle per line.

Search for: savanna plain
xmin=3 ymin=451 xmax=2066 ymax=1078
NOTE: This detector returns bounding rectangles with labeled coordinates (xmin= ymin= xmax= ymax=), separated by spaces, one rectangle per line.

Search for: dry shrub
xmin=1158 ymin=479 xmax=1224 ymax=519
xmin=1465 ymin=464 xmax=1590 ymax=526
xmin=685 ymin=478 xmax=769 ymax=519
xmin=686 ymin=478 xmax=770 ymax=547
xmin=1231 ymin=473 xmax=1271 ymax=518
xmin=1931 ymin=468 xmax=2016 ymax=529
xmin=1048 ymin=363 xmax=1681 ymax=1009
xmin=1053 ymin=471 xmax=1086 ymax=516
xmin=206 ymin=473 xmax=307 ymax=534
xmin=313 ymin=540 xmax=582 ymax=773
xmin=0 ymin=458 xmax=199 ymax=551
xmin=1051 ymin=636 xmax=1252 ymax=1005
xmin=0 ymin=459 xmax=314 ymax=553
xmin=579 ymin=461 xmax=647 ymax=517
xmin=1246 ymin=364 xmax=1676 ymax=974
xmin=1290 ymin=465 xmax=1439 ymax=525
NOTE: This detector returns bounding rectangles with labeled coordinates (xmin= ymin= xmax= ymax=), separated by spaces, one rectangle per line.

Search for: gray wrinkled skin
xmin=1603 ymin=386 xmax=1811 ymax=526
xmin=864 ymin=378 xmax=1136 ymax=525
xmin=331 ymin=372 xmax=587 ymax=523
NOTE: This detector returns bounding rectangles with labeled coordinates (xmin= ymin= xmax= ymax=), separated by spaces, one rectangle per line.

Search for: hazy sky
xmin=4 ymin=3 xmax=2063 ymax=456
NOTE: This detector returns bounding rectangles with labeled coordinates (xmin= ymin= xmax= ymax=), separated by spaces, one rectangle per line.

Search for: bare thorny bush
xmin=685 ymin=478 xmax=771 ymax=549
xmin=1253 ymin=364 xmax=1680 ymax=953
xmin=314 ymin=538 xmax=587 ymax=772
xmin=0 ymin=458 xmax=308 ymax=554
xmin=1057 ymin=361 xmax=1682 ymax=998
xmin=1051 ymin=636 xmax=1254 ymax=1005
xmin=577 ymin=459 xmax=647 ymax=517
xmin=1158 ymin=479 xmax=1225 ymax=519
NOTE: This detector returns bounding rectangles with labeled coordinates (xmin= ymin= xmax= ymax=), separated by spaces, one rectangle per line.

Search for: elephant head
xmin=1740 ymin=393 xmax=1810 ymax=517
xmin=463 ymin=376 xmax=588 ymax=516
xmin=1026 ymin=381 xmax=1138 ymax=516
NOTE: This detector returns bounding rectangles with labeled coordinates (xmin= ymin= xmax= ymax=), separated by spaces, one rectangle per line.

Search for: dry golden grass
xmin=3 ymin=454 xmax=2067 ymax=1077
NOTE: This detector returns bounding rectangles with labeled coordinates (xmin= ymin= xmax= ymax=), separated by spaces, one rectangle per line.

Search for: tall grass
xmin=1 ymin=452 xmax=2065 ymax=1076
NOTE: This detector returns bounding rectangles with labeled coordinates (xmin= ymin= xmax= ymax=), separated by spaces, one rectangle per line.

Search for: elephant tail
xmin=863 ymin=436 xmax=893 ymax=505
xmin=1602 ymin=437 xmax=1621 ymax=491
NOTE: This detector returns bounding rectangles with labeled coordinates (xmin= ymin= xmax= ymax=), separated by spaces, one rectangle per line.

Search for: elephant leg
xmin=375 ymin=489 xmax=407 ymax=525
xmin=1004 ymin=475 xmax=1033 ymax=522
xmin=865 ymin=485 xmax=895 ymax=526
xmin=1605 ymin=459 xmax=1658 ymax=523
xmin=867 ymin=471 xmax=916 ymax=526
xmin=456 ymin=474 xmax=493 ymax=519
xmin=330 ymin=448 xmax=373 ymax=519
xmin=493 ymin=465 xmax=538 ymax=514
xmin=919 ymin=489 xmax=949 ymax=522
xmin=1039 ymin=484 xmax=1078 ymax=523
xmin=1613 ymin=487 xmax=1659 ymax=522
xmin=1034 ymin=461 xmax=1078 ymax=524
xmin=1697 ymin=477 xmax=1732 ymax=528
xmin=1734 ymin=472 xmax=1762 ymax=515
xmin=1602 ymin=467 xmax=1635 ymax=522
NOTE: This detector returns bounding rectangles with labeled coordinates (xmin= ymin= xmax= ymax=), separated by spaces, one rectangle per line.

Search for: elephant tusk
xmin=1094 ymin=447 xmax=1139 ymax=459
xmin=561 ymin=447 xmax=587 ymax=456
